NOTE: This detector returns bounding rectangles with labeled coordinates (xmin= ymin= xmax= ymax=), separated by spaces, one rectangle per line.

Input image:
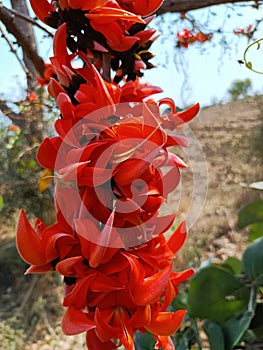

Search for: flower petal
xmin=167 ymin=221 xmax=187 ymax=254
xmin=85 ymin=7 xmax=145 ymax=24
xmin=29 ymin=0 xmax=54 ymax=24
xmin=37 ymin=137 xmax=62 ymax=169
xmin=146 ymin=310 xmax=186 ymax=336
xmin=132 ymin=264 xmax=172 ymax=305
xmin=62 ymin=306 xmax=95 ymax=335
xmin=16 ymin=210 xmax=46 ymax=266
xmin=86 ymin=329 xmax=116 ymax=350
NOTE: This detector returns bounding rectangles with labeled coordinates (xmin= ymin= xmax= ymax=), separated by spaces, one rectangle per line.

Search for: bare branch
xmin=0 ymin=4 xmax=45 ymax=78
xmin=1 ymin=4 xmax=54 ymax=37
xmin=0 ymin=24 xmax=29 ymax=76
xmin=0 ymin=99 xmax=26 ymax=128
xmin=157 ymin=0 xmax=261 ymax=15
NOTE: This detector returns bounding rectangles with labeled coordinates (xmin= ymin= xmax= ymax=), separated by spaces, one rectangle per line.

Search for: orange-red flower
xmin=30 ymin=0 xmax=158 ymax=81
xmin=36 ymin=63 xmax=56 ymax=86
xmin=57 ymin=223 xmax=194 ymax=349
xmin=17 ymin=1 xmax=199 ymax=349
xmin=176 ymin=28 xmax=212 ymax=48
xmin=17 ymin=200 xmax=194 ymax=349
xmin=116 ymin=0 xmax=164 ymax=16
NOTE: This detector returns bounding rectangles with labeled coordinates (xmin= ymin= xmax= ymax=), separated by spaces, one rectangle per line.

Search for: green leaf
xmin=134 ymin=331 xmax=155 ymax=350
xmin=238 ymin=200 xmax=263 ymax=229
xmin=188 ymin=265 xmax=250 ymax=324
xmin=172 ymin=325 xmax=199 ymax=350
xmin=172 ymin=333 xmax=191 ymax=350
xmin=249 ymin=222 xmax=263 ymax=242
xmin=0 ymin=195 xmax=4 ymax=212
xmin=223 ymin=311 xmax=254 ymax=349
xmin=203 ymin=320 xmax=225 ymax=350
xmin=222 ymin=257 xmax=242 ymax=275
xmin=171 ymin=290 xmax=188 ymax=310
xmin=242 ymin=237 xmax=263 ymax=281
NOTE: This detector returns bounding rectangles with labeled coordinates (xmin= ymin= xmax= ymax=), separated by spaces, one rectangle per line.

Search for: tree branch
xmin=2 ymin=4 xmax=54 ymax=37
xmin=0 ymin=24 xmax=30 ymax=77
xmin=157 ymin=0 xmax=260 ymax=15
xmin=0 ymin=4 xmax=45 ymax=78
xmin=0 ymin=100 xmax=26 ymax=128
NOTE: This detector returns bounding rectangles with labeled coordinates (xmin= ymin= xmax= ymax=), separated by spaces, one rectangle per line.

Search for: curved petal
xmin=132 ymin=264 xmax=172 ymax=305
xmin=133 ymin=0 xmax=164 ymax=16
xmin=86 ymin=329 xmax=116 ymax=350
xmin=170 ymin=268 xmax=195 ymax=287
xmin=62 ymin=306 xmax=95 ymax=335
xmin=56 ymin=256 xmax=87 ymax=277
xmin=154 ymin=335 xmax=175 ymax=350
xmin=48 ymin=78 xmax=66 ymax=99
xmin=146 ymin=310 xmax=186 ymax=336
xmin=63 ymin=274 xmax=95 ymax=308
xmin=68 ymin=0 xmax=107 ymax=10
xmin=167 ymin=221 xmax=187 ymax=254
xmin=29 ymin=0 xmax=54 ymax=24
xmin=176 ymin=103 xmax=200 ymax=124
xmin=37 ymin=137 xmax=62 ymax=169
xmin=16 ymin=210 xmax=46 ymax=266
xmin=94 ymin=308 xmax=117 ymax=342
xmin=25 ymin=263 xmax=53 ymax=274
xmin=85 ymin=7 xmax=144 ymax=24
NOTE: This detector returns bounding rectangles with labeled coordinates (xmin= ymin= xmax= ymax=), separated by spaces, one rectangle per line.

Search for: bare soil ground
xmin=0 ymin=96 xmax=262 ymax=349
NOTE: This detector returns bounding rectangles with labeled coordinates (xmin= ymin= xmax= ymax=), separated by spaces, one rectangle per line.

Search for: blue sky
xmin=144 ymin=4 xmax=263 ymax=107
xmin=1 ymin=2 xmax=263 ymax=108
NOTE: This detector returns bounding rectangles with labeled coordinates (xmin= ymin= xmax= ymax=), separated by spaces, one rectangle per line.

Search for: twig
xmin=1 ymin=4 xmax=54 ymax=37
xmin=16 ymin=275 xmax=39 ymax=314
xmin=0 ymin=99 xmax=27 ymax=128
xmin=0 ymin=4 xmax=46 ymax=77
xmin=0 ymin=241 xmax=16 ymax=254
xmin=0 ymin=24 xmax=30 ymax=77
xmin=39 ymin=297 xmax=57 ymax=338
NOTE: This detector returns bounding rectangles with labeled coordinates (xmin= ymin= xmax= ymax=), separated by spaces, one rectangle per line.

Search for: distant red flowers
xmin=177 ymin=28 xmax=212 ymax=48
xmin=17 ymin=0 xmax=200 ymax=349
xmin=233 ymin=24 xmax=254 ymax=40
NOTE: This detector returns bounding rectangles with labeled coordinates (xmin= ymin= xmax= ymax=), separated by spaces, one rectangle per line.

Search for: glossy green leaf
xmin=204 ymin=320 xmax=225 ymax=350
xmin=223 ymin=311 xmax=253 ymax=349
xmin=134 ymin=331 xmax=155 ymax=350
xmin=242 ymin=237 xmax=263 ymax=281
xmin=188 ymin=265 xmax=250 ymax=324
xmin=238 ymin=200 xmax=263 ymax=229
xmin=249 ymin=222 xmax=263 ymax=242
xmin=172 ymin=320 xmax=201 ymax=350
xmin=222 ymin=257 xmax=242 ymax=275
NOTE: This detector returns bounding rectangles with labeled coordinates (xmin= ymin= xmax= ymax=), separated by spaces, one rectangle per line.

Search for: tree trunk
xmin=0 ymin=0 xmax=46 ymax=144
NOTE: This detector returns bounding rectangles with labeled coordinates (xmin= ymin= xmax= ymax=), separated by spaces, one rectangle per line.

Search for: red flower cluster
xmin=17 ymin=1 xmax=200 ymax=349
xmin=177 ymin=28 xmax=212 ymax=48
xmin=30 ymin=0 xmax=160 ymax=82
xmin=233 ymin=24 xmax=254 ymax=40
